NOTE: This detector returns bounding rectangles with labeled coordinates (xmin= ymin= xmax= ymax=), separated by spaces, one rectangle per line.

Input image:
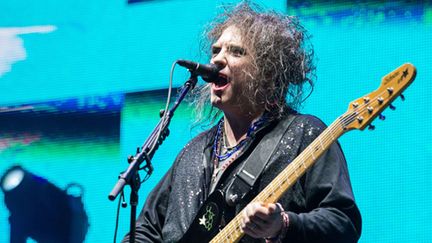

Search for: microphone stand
xmin=108 ymin=73 xmax=199 ymax=243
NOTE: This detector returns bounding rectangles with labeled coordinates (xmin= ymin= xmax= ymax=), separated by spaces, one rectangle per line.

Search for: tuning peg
xmin=368 ymin=124 xmax=376 ymax=130
xmin=400 ymin=93 xmax=405 ymax=101
xmin=387 ymin=87 xmax=394 ymax=95
xmin=379 ymin=114 xmax=386 ymax=120
xmin=389 ymin=104 xmax=396 ymax=110
xmin=377 ymin=97 xmax=384 ymax=104
xmin=159 ymin=109 xmax=165 ymax=117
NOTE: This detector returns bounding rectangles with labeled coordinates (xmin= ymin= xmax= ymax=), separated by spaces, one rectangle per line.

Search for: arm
xmin=241 ymin=143 xmax=361 ymax=243
xmin=241 ymin=116 xmax=361 ymax=242
xmin=283 ymin=141 xmax=362 ymax=243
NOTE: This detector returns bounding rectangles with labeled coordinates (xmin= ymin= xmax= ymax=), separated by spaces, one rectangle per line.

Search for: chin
xmin=211 ymin=101 xmax=223 ymax=110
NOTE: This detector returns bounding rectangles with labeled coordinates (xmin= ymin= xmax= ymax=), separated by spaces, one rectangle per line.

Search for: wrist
xmin=265 ymin=206 xmax=289 ymax=243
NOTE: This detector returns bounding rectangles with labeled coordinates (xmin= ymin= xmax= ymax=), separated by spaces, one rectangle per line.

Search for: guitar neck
xmin=211 ymin=117 xmax=347 ymax=243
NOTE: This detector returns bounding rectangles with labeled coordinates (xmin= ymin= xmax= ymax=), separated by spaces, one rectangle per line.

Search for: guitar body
xmin=179 ymin=190 xmax=226 ymax=243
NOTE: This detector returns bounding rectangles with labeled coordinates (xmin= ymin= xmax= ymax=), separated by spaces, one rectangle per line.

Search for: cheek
xmin=232 ymin=69 xmax=251 ymax=90
xmin=235 ymin=60 xmax=255 ymax=78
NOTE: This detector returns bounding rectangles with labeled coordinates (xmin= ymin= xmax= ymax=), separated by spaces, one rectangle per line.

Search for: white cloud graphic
xmin=0 ymin=25 xmax=57 ymax=77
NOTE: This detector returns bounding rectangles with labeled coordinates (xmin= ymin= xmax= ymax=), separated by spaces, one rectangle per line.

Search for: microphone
xmin=177 ymin=60 xmax=220 ymax=82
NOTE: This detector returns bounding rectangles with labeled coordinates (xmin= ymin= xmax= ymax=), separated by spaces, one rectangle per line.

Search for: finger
xmin=245 ymin=202 xmax=261 ymax=217
xmin=242 ymin=205 xmax=267 ymax=233
xmin=243 ymin=210 xmax=266 ymax=229
xmin=242 ymin=221 xmax=265 ymax=239
xmin=252 ymin=204 xmax=279 ymax=222
xmin=248 ymin=214 xmax=268 ymax=229
xmin=243 ymin=203 xmax=269 ymax=225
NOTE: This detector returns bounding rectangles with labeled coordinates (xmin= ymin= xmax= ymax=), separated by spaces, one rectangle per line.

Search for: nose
xmin=211 ymin=50 xmax=227 ymax=70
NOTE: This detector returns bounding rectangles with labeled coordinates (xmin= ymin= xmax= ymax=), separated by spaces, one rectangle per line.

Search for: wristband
xmin=265 ymin=205 xmax=289 ymax=243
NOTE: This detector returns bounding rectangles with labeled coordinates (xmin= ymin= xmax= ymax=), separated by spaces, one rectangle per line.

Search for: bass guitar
xmin=180 ymin=63 xmax=416 ymax=243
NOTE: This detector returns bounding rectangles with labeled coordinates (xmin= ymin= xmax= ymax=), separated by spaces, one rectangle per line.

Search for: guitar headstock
xmin=341 ymin=63 xmax=416 ymax=131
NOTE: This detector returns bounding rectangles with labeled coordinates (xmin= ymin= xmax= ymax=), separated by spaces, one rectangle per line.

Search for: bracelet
xmin=265 ymin=206 xmax=289 ymax=243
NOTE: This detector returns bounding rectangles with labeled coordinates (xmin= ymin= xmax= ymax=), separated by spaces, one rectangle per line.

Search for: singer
xmin=122 ymin=2 xmax=361 ymax=242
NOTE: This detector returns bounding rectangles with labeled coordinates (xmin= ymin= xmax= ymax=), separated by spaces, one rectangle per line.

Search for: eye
xmin=211 ymin=46 xmax=221 ymax=57
xmin=229 ymin=46 xmax=246 ymax=57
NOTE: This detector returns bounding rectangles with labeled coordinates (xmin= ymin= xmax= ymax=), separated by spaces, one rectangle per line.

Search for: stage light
xmin=1 ymin=165 xmax=89 ymax=243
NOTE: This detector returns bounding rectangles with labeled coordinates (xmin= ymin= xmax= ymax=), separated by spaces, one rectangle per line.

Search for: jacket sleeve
xmin=282 ymin=118 xmax=362 ymax=243
xmin=121 ymin=163 xmax=175 ymax=243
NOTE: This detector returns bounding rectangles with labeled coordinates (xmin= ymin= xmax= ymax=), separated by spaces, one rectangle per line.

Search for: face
xmin=210 ymin=25 xmax=254 ymax=115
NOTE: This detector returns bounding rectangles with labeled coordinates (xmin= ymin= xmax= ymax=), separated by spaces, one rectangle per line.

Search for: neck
xmin=223 ymin=110 xmax=263 ymax=147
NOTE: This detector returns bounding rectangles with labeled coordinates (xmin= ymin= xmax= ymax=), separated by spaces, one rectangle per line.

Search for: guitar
xmin=180 ymin=63 xmax=417 ymax=242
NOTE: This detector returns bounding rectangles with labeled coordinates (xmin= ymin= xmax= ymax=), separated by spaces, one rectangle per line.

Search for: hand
xmin=240 ymin=202 xmax=284 ymax=239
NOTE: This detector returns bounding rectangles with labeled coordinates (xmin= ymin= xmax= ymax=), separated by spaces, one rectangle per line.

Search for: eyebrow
xmin=211 ymin=42 xmax=246 ymax=51
xmin=211 ymin=45 xmax=221 ymax=53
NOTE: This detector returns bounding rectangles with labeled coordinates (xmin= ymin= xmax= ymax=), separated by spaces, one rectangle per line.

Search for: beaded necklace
xmin=213 ymin=115 xmax=267 ymax=160
xmin=211 ymin=115 xmax=268 ymax=182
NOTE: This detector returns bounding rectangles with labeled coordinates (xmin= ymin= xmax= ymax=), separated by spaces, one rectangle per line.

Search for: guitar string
xmin=214 ymin=87 xmax=398 ymax=242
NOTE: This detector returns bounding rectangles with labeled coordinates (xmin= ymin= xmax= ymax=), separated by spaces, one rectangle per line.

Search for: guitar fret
xmin=319 ymin=137 xmax=325 ymax=150
xmin=302 ymin=161 xmax=307 ymax=169
xmin=311 ymin=150 xmax=316 ymax=159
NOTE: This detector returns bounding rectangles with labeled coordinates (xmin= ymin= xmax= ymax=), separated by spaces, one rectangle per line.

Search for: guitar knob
xmin=379 ymin=114 xmax=386 ymax=120
xmin=400 ymin=93 xmax=405 ymax=101
xmin=389 ymin=104 xmax=396 ymax=110
xmin=368 ymin=124 xmax=375 ymax=130
xmin=228 ymin=194 xmax=239 ymax=205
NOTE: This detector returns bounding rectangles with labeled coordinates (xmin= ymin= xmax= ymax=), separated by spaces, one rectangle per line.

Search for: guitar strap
xmin=224 ymin=114 xmax=297 ymax=206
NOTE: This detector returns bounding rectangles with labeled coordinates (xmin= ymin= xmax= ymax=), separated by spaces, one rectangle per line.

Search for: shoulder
xmin=174 ymin=124 xmax=217 ymax=162
xmin=183 ymin=125 xmax=217 ymax=150
xmin=282 ymin=113 xmax=327 ymax=136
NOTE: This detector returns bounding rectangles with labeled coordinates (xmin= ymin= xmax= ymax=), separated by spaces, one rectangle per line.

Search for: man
xmin=123 ymin=2 xmax=361 ymax=242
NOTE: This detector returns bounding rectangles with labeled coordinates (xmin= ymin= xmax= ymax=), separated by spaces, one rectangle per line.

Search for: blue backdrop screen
xmin=0 ymin=1 xmax=430 ymax=242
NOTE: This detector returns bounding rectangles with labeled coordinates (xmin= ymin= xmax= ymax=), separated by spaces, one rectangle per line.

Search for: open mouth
xmin=214 ymin=74 xmax=229 ymax=88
